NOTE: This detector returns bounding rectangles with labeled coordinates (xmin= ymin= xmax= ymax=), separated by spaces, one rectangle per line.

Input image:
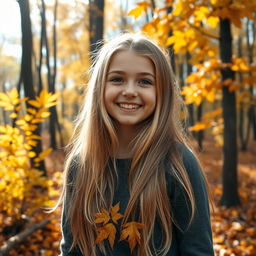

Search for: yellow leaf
xmin=189 ymin=121 xmax=211 ymax=131
xmin=205 ymin=90 xmax=215 ymax=102
xmin=166 ymin=36 xmax=175 ymax=47
xmin=128 ymin=6 xmax=145 ymax=19
xmin=31 ymin=118 xmax=44 ymax=124
xmin=142 ymin=23 xmax=156 ymax=34
xmin=15 ymin=120 xmax=26 ymax=126
xmin=28 ymin=100 xmax=41 ymax=108
xmin=27 ymin=108 xmax=37 ymax=115
xmin=48 ymin=93 xmax=58 ymax=102
xmin=15 ymin=105 xmax=21 ymax=111
xmin=9 ymin=112 xmax=17 ymax=119
xmin=24 ymin=114 xmax=32 ymax=122
xmin=0 ymin=126 xmax=6 ymax=133
xmin=28 ymin=135 xmax=41 ymax=140
xmin=28 ymin=151 xmax=36 ymax=158
xmin=27 ymin=140 xmax=37 ymax=146
xmin=7 ymin=88 xmax=19 ymax=105
xmin=0 ymin=92 xmax=10 ymax=102
xmin=40 ymin=112 xmax=51 ymax=118
xmin=206 ymin=16 xmax=219 ymax=28
xmin=39 ymin=148 xmax=52 ymax=159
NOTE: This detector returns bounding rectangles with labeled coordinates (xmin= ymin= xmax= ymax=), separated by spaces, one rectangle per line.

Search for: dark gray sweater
xmin=60 ymin=144 xmax=214 ymax=255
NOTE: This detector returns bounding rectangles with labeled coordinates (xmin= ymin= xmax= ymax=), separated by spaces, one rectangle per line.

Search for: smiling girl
xmin=58 ymin=33 xmax=214 ymax=256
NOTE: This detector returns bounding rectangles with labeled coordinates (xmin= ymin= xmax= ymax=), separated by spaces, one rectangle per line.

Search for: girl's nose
xmin=122 ymin=81 xmax=138 ymax=97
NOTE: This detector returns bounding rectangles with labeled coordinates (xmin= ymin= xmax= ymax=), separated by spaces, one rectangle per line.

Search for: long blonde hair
xmin=57 ymin=33 xmax=209 ymax=255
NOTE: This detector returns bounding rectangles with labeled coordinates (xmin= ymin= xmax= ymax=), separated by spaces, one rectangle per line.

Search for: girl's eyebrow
xmin=108 ymin=70 xmax=155 ymax=78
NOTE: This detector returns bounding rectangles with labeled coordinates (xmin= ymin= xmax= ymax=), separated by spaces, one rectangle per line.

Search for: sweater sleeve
xmin=60 ymin=161 xmax=82 ymax=256
xmin=171 ymin=145 xmax=215 ymax=256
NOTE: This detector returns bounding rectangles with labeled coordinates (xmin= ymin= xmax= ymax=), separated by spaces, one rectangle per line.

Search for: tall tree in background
xmin=219 ymin=19 xmax=240 ymax=206
xmin=246 ymin=17 xmax=256 ymax=142
xmin=39 ymin=0 xmax=62 ymax=149
xmin=17 ymin=0 xmax=35 ymax=100
xmin=89 ymin=0 xmax=105 ymax=55
xmin=17 ymin=0 xmax=46 ymax=174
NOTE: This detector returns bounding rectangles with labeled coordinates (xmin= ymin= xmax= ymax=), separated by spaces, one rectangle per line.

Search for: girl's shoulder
xmin=166 ymin=141 xmax=203 ymax=183
xmin=176 ymin=142 xmax=200 ymax=171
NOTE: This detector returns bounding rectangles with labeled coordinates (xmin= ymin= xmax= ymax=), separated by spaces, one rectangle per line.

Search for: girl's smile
xmin=104 ymin=50 xmax=156 ymax=130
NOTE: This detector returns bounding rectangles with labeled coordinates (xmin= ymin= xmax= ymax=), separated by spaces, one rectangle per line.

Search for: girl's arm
xmin=172 ymin=145 xmax=215 ymax=256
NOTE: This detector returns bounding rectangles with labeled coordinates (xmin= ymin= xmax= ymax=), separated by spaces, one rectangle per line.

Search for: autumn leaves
xmin=92 ymin=202 xmax=145 ymax=252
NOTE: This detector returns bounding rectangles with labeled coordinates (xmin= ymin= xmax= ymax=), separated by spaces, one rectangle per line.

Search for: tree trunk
xmin=89 ymin=0 xmax=105 ymax=56
xmin=18 ymin=0 xmax=35 ymax=100
xmin=186 ymin=53 xmax=195 ymax=134
xmin=219 ymin=19 xmax=240 ymax=207
xmin=18 ymin=0 xmax=46 ymax=175
xmin=1 ymin=82 xmax=8 ymax=125
xmin=40 ymin=0 xmax=62 ymax=149
xmin=245 ymin=18 xmax=256 ymax=142
xmin=237 ymin=36 xmax=247 ymax=151
xmin=167 ymin=6 xmax=175 ymax=73
xmin=197 ymin=103 xmax=204 ymax=152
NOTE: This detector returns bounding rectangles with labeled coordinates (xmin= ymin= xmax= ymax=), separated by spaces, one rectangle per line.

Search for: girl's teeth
xmin=119 ymin=104 xmax=139 ymax=109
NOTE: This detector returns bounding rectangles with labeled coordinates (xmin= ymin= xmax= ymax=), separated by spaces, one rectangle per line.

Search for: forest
xmin=0 ymin=0 xmax=256 ymax=255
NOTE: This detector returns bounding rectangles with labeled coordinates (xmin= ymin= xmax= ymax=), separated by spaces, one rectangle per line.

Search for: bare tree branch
xmin=0 ymin=219 xmax=50 ymax=256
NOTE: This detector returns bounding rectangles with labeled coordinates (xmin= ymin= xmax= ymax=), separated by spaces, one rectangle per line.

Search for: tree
xmin=17 ymin=0 xmax=35 ymax=100
xmin=17 ymin=0 xmax=46 ymax=174
xmin=37 ymin=0 xmax=62 ymax=149
xmin=219 ymin=18 xmax=240 ymax=206
xmin=89 ymin=0 xmax=105 ymax=55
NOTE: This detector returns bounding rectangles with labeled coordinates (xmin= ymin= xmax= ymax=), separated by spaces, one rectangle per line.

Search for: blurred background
xmin=0 ymin=0 xmax=255 ymax=255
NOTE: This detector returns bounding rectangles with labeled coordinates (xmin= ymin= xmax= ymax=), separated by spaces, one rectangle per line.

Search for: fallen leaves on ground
xmin=198 ymin=137 xmax=256 ymax=256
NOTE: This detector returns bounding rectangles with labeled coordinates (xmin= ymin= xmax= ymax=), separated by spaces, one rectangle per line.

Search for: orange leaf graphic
xmin=95 ymin=223 xmax=116 ymax=249
xmin=110 ymin=202 xmax=123 ymax=224
xmin=120 ymin=221 xmax=145 ymax=252
xmin=93 ymin=208 xmax=110 ymax=225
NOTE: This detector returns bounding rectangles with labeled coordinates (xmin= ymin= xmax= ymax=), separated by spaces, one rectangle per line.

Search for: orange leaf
xmin=110 ymin=203 xmax=123 ymax=224
xmin=93 ymin=208 xmax=110 ymax=225
xmin=95 ymin=223 xmax=116 ymax=249
xmin=120 ymin=221 xmax=145 ymax=252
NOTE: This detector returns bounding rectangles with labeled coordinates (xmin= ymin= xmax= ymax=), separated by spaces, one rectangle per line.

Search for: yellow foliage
xmin=128 ymin=6 xmax=145 ymax=19
xmin=128 ymin=1 xmax=151 ymax=19
xmin=189 ymin=110 xmax=223 ymax=146
xmin=0 ymin=89 xmax=57 ymax=220
xmin=182 ymin=59 xmax=223 ymax=105
xmin=231 ymin=57 xmax=251 ymax=72
xmin=189 ymin=120 xmax=212 ymax=131
xmin=206 ymin=16 xmax=219 ymax=28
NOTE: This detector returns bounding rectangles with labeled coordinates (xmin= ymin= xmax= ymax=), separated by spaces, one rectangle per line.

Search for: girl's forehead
xmin=107 ymin=50 xmax=155 ymax=75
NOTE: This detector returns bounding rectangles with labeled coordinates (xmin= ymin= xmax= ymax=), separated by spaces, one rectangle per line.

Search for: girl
xmin=58 ymin=33 xmax=214 ymax=255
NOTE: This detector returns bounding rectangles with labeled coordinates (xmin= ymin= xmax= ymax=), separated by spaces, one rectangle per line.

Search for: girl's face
xmin=104 ymin=50 xmax=156 ymax=131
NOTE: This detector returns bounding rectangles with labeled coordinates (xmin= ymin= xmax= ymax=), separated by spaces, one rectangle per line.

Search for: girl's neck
xmin=115 ymin=125 xmax=137 ymax=159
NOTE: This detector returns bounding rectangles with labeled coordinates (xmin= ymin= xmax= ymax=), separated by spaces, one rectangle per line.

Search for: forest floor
xmin=198 ymin=137 xmax=256 ymax=256
xmin=2 ymin=135 xmax=256 ymax=256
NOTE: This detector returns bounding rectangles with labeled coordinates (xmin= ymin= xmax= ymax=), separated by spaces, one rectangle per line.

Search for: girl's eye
xmin=138 ymin=79 xmax=153 ymax=86
xmin=109 ymin=77 xmax=123 ymax=83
